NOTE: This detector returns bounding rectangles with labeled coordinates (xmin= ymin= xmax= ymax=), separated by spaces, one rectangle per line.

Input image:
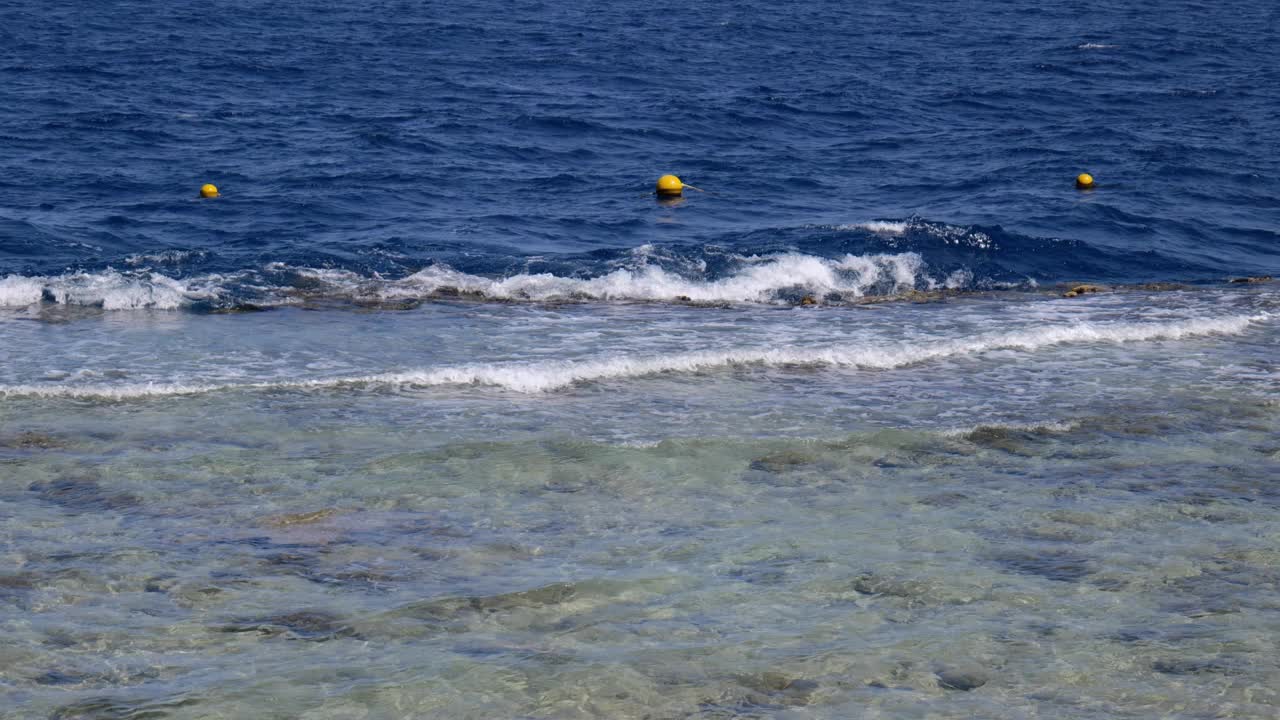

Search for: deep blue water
xmin=2 ymin=0 xmax=1278 ymax=299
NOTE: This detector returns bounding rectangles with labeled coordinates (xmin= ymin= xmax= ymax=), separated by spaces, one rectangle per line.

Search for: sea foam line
xmin=0 ymin=250 xmax=944 ymax=310
xmin=0 ymin=314 xmax=1265 ymax=400
xmin=347 ymin=251 xmax=935 ymax=303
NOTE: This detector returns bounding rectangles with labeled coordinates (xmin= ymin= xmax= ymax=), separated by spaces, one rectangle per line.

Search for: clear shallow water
xmin=3 ymin=287 xmax=1280 ymax=718
xmin=3 ymin=0 xmax=1280 ymax=717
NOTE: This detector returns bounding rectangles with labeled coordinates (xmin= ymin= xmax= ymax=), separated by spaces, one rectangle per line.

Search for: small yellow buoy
xmin=656 ymin=174 xmax=684 ymax=197
xmin=200 ymin=183 xmax=220 ymax=198
xmin=1075 ymin=173 xmax=1094 ymax=190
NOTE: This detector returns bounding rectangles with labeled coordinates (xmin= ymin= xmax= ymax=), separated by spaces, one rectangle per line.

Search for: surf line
xmin=0 ymin=313 xmax=1267 ymax=401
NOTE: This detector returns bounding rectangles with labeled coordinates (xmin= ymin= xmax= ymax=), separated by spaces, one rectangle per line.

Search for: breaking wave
xmin=0 ymin=270 xmax=213 ymax=310
xmin=1 ymin=216 xmax=1261 ymax=312
xmin=2 ymin=313 xmax=1264 ymax=400
xmin=0 ymin=250 xmax=963 ymax=311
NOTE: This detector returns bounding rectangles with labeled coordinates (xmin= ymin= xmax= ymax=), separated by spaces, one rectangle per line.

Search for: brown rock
xmin=1063 ymin=284 xmax=1104 ymax=297
xmin=264 ymin=509 xmax=338 ymax=528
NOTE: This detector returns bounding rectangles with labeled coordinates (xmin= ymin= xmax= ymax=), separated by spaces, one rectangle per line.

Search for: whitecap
xmin=2 ymin=313 xmax=1265 ymax=400
xmin=0 ymin=270 xmax=215 ymax=310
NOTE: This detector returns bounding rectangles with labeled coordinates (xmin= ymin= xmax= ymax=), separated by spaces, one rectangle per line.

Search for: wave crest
xmin=2 ymin=313 xmax=1264 ymax=400
xmin=0 ymin=251 xmax=955 ymax=311
xmin=0 ymin=270 xmax=209 ymax=310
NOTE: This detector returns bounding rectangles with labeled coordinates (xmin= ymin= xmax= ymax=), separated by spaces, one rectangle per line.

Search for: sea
xmin=2 ymin=1 xmax=1279 ymax=718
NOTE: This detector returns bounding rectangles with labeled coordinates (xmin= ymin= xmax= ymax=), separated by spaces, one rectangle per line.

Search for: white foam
xmin=832 ymin=219 xmax=995 ymax=250
xmin=0 ymin=275 xmax=45 ymax=306
xmin=370 ymin=252 xmax=930 ymax=304
xmin=0 ymin=245 xmax=962 ymax=311
xmin=837 ymin=221 xmax=909 ymax=236
xmin=2 ymin=313 xmax=1264 ymax=400
xmin=939 ymin=420 xmax=1081 ymax=438
xmin=124 ymin=249 xmax=210 ymax=266
xmin=1077 ymin=42 xmax=1116 ymax=50
xmin=0 ymin=270 xmax=203 ymax=310
xmin=943 ymin=269 xmax=974 ymax=289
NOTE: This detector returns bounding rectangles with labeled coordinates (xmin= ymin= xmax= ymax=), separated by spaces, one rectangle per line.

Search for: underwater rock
xmin=916 ymin=491 xmax=970 ymax=507
xmin=33 ymin=670 xmax=95 ymax=686
xmin=1228 ymin=276 xmax=1272 ymax=284
xmin=262 ymin=508 xmax=338 ymax=527
xmin=849 ymin=573 xmax=933 ymax=600
xmin=220 ymin=609 xmax=356 ymax=641
xmin=28 ymin=478 xmax=141 ymax=512
xmin=1152 ymin=658 xmax=1236 ymax=676
xmin=0 ymin=572 xmax=40 ymax=603
xmin=396 ymin=582 xmax=579 ymax=624
xmin=1 ymin=431 xmax=65 ymax=449
xmin=50 ymin=695 xmax=200 ymax=720
xmin=748 ymin=449 xmax=820 ymax=473
xmin=735 ymin=671 xmax=820 ymax=707
xmin=469 ymin=582 xmax=578 ymax=612
xmin=936 ymin=668 xmax=988 ymax=691
xmin=992 ymin=548 xmax=1095 ymax=582
xmin=207 ymin=303 xmax=269 ymax=314
xmin=0 ymin=572 xmax=38 ymax=591
xmin=353 ymin=298 xmax=423 ymax=311
xmin=962 ymin=426 xmax=1043 ymax=456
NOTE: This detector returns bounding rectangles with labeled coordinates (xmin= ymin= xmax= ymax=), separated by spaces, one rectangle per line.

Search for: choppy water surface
xmin=4 ymin=0 xmax=1280 ymax=717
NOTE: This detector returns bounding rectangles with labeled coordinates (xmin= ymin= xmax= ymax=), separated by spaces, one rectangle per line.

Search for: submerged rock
xmin=33 ymin=670 xmax=95 ymax=686
xmin=220 ymin=609 xmax=357 ymax=641
xmin=353 ymin=298 xmax=423 ymax=311
xmin=992 ymin=548 xmax=1096 ymax=583
xmin=1228 ymin=276 xmax=1272 ymax=284
xmin=469 ymin=582 xmax=578 ymax=612
xmin=394 ymin=581 xmax=579 ymax=624
xmin=207 ymin=302 xmax=269 ymax=314
xmin=1152 ymin=658 xmax=1237 ymax=676
xmin=0 ymin=572 xmax=39 ymax=603
xmin=262 ymin=508 xmax=338 ymax=527
xmin=28 ymin=478 xmax=141 ymax=512
xmin=0 ymin=572 xmax=38 ymax=590
xmin=51 ymin=694 xmax=200 ymax=720
xmin=748 ymin=449 xmax=820 ymax=473
xmin=936 ymin=667 xmax=988 ymax=691
xmin=916 ymin=491 xmax=970 ymax=507
xmin=849 ymin=573 xmax=933 ymax=600
xmin=734 ymin=671 xmax=820 ymax=707
xmin=1 ymin=431 xmax=65 ymax=449
xmin=962 ymin=426 xmax=1044 ymax=456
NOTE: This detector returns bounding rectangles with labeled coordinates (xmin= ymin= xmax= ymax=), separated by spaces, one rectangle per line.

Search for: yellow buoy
xmin=656 ymin=174 xmax=684 ymax=197
xmin=1075 ymin=173 xmax=1094 ymax=190
xmin=200 ymin=183 xmax=220 ymax=198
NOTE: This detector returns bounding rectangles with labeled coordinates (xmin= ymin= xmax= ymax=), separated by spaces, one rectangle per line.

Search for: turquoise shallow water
xmin=2 ymin=285 xmax=1278 ymax=718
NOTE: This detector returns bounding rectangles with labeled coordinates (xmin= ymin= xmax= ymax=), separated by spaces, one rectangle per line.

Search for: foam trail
xmin=0 ymin=251 xmax=939 ymax=310
xmin=0 ymin=275 xmax=45 ymax=307
xmin=1 ymin=314 xmax=1265 ymax=400
xmin=835 ymin=220 xmax=909 ymax=235
xmin=0 ymin=270 xmax=202 ymax=309
xmin=376 ymin=252 xmax=928 ymax=303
